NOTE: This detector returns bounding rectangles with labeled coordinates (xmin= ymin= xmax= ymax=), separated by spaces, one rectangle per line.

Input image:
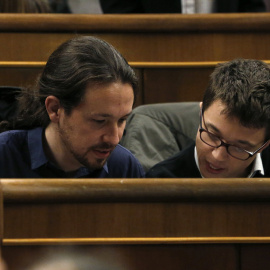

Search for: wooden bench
xmin=1 ymin=13 xmax=270 ymax=62
xmin=1 ymin=60 xmax=270 ymax=105
xmin=1 ymin=178 xmax=270 ymax=270
xmin=0 ymin=61 xmax=223 ymax=106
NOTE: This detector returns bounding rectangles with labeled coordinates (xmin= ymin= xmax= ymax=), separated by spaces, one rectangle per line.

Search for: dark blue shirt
xmin=0 ymin=128 xmax=145 ymax=178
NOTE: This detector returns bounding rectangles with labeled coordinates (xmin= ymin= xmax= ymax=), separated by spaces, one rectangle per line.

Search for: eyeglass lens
xmin=200 ymin=130 xmax=250 ymax=160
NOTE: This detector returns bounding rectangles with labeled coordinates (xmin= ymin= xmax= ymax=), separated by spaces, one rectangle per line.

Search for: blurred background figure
xmin=99 ymin=0 xmax=266 ymax=13
xmin=0 ymin=260 xmax=7 ymax=270
xmin=1 ymin=0 xmax=268 ymax=14
xmin=48 ymin=0 xmax=103 ymax=13
xmin=68 ymin=0 xmax=102 ymax=13
xmin=25 ymin=248 xmax=128 ymax=270
xmin=0 ymin=0 xmax=52 ymax=13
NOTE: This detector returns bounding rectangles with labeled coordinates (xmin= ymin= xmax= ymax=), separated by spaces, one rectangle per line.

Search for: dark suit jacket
xmin=146 ymin=143 xmax=270 ymax=178
xmin=100 ymin=0 xmax=266 ymax=13
xmin=145 ymin=143 xmax=201 ymax=178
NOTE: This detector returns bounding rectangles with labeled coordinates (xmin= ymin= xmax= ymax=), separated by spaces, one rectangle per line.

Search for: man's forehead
xmin=204 ymin=111 xmax=267 ymax=147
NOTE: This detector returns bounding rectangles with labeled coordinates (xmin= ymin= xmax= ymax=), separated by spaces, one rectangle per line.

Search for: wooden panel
xmin=0 ymin=61 xmax=216 ymax=106
xmin=4 ymin=201 xmax=270 ymax=238
xmin=3 ymin=178 xmax=270 ymax=239
xmin=143 ymin=67 xmax=212 ymax=103
xmin=241 ymin=245 xmax=270 ymax=270
xmin=1 ymin=14 xmax=270 ymax=62
xmin=0 ymin=67 xmax=43 ymax=88
xmin=3 ymin=61 xmax=270 ymax=104
xmin=0 ymin=33 xmax=73 ymax=62
xmin=1 ymin=31 xmax=270 ymax=62
xmin=3 ymin=32 xmax=270 ymax=62
xmin=3 ymin=178 xmax=270 ymax=270
xmin=0 ymin=63 xmax=143 ymax=107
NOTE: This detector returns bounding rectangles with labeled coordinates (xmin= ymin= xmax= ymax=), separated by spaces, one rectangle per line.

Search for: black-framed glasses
xmin=199 ymin=108 xmax=269 ymax=161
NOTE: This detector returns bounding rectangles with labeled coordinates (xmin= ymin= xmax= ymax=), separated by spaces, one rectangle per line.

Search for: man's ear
xmin=45 ymin=95 xmax=62 ymax=123
xmin=199 ymin=102 xmax=203 ymax=117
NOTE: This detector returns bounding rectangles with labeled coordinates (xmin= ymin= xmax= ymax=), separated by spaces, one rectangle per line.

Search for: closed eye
xmin=231 ymin=146 xmax=246 ymax=153
xmin=118 ymin=118 xmax=127 ymax=124
xmin=92 ymin=119 xmax=105 ymax=124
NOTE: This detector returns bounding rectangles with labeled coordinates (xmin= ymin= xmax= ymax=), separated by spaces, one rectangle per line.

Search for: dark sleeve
xmin=141 ymin=0 xmax=181 ymax=13
xmin=238 ymin=0 xmax=266 ymax=12
xmin=146 ymin=163 xmax=180 ymax=178
xmin=146 ymin=144 xmax=201 ymax=178
xmin=100 ymin=0 xmax=181 ymax=13
xmin=214 ymin=0 xmax=266 ymax=12
xmin=99 ymin=0 xmax=144 ymax=13
xmin=106 ymin=145 xmax=145 ymax=178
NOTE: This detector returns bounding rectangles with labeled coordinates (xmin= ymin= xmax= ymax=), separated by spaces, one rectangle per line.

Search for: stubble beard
xmin=58 ymin=124 xmax=108 ymax=171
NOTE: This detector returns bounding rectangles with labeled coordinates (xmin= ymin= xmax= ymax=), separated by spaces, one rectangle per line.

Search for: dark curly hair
xmin=3 ymin=35 xmax=138 ymax=131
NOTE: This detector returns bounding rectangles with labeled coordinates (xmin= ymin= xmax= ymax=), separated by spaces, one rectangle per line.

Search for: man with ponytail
xmin=0 ymin=36 xmax=144 ymax=178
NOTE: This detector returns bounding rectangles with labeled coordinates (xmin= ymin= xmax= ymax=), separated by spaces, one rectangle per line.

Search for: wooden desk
xmin=1 ymin=13 xmax=270 ymax=62
xmin=1 ymin=178 xmax=270 ymax=270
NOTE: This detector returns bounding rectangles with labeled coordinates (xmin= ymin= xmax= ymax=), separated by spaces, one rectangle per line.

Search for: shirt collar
xmin=27 ymin=127 xmax=109 ymax=175
xmin=248 ymin=153 xmax=264 ymax=177
xmin=194 ymin=146 xmax=264 ymax=178
xmin=28 ymin=127 xmax=48 ymax=170
xmin=194 ymin=146 xmax=203 ymax=177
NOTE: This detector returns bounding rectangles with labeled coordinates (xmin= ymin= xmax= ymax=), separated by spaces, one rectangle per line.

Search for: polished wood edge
xmin=131 ymin=60 xmax=270 ymax=68
xmin=1 ymin=13 xmax=270 ymax=32
xmin=3 ymin=237 xmax=270 ymax=246
xmin=0 ymin=61 xmax=45 ymax=67
xmin=3 ymin=178 xmax=270 ymax=202
xmin=1 ymin=61 xmax=270 ymax=69
xmin=130 ymin=61 xmax=224 ymax=68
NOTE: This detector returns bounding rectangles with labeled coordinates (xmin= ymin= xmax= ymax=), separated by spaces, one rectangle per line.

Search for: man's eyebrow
xmin=90 ymin=112 xmax=132 ymax=118
xmin=122 ymin=112 xmax=132 ymax=118
xmin=90 ymin=113 xmax=112 ymax=117
xmin=205 ymin=121 xmax=220 ymax=134
xmin=205 ymin=121 xmax=256 ymax=148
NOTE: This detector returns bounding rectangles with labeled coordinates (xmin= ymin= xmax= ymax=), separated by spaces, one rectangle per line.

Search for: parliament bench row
xmin=0 ymin=61 xmax=226 ymax=106
xmin=1 ymin=178 xmax=270 ymax=270
xmin=1 ymin=13 xmax=270 ymax=62
xmin=2 ymin=13 xmax=270 ymax=106
xmin=2 ymin=61 xmax=270 ymax=106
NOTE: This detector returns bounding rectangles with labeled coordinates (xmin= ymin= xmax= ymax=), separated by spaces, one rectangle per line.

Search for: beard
xmin=57 ymin=123 xmax=115 ymax=171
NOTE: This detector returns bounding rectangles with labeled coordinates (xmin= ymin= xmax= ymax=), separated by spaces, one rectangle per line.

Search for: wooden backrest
xmin=2 ymin=13 xmax=270 ymax=106
xmin=1 ymin=178 xmax=270 ymax=270
xmin=1 ymin=13 xmax=270 ymax=62
xmin=0 ymin=61 xmax=235 ymax=106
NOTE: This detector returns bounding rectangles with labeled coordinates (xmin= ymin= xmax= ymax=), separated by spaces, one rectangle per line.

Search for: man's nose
xmin=103 ymin=125 xmax=122 ymax=145
xmin=211 ymin=145 xmax=228 ymax=161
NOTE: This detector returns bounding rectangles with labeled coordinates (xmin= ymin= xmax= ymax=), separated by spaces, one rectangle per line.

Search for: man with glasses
xmin=146 ymin=58 xmax=270 ymax=178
